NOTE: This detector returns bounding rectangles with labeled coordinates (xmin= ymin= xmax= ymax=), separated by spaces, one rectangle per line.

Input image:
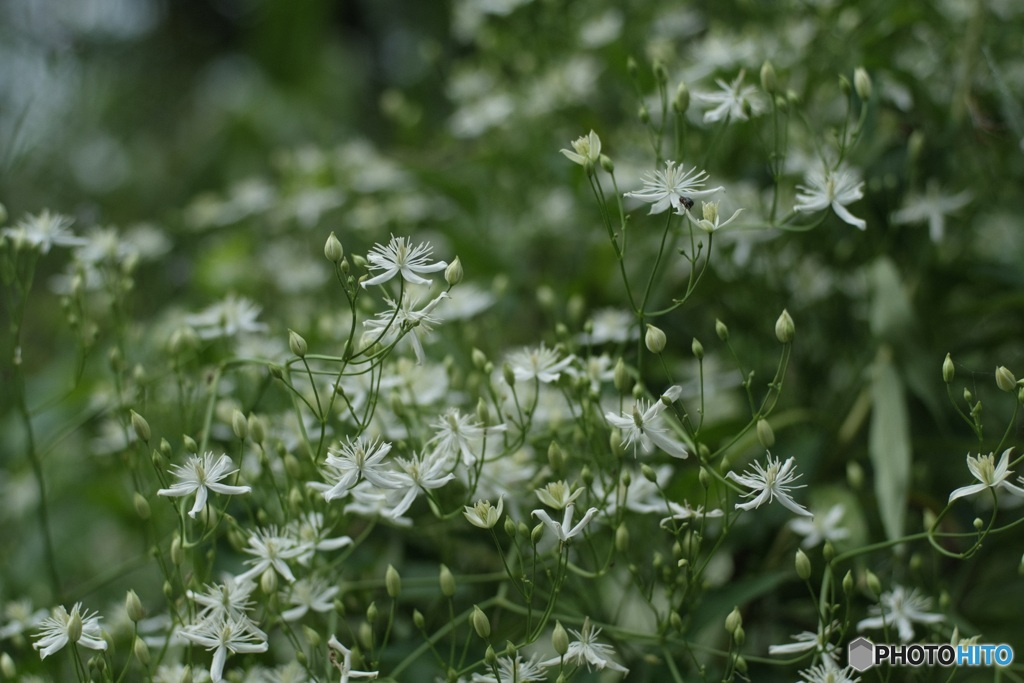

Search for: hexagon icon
xmin=848 ymin=636 xmax=875 ymax=672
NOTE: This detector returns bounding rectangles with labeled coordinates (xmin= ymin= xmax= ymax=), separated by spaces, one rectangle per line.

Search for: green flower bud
xmin=613 ymin=357 xmax=632 ymax=394
xmin=996 ymin=366 xmax=1017 ymax=392
xmin=134 ymin=492 xmax=151 ymax=520
xmin=249 ymin=414 xmax=266 ymax=445
xmin=942 ymin=353 xmax=954 ymax=383
xmin=502 ymin=362 xmax=515 ymax=388
xmin=615 ymin=522 xmax=630 ymax=552
xmin=413 ymin=609 xmax=425 ymax=630
xmin=735 ymin=654 xmax=748 ymax=673
xmin=775 ymin=309 xmax=795 ymax=343
xmin=366 ymin=601 xmax=379 ymax=624
xmin=670 ymin=612 xmax=683 ymax=632
xmin=865 ymin=570 xmax=881 ymax=598
xmin=231 ymin=409 xmax=248 ymax=441
xmin=645 ymin=324 xmax=667 ymax=354
xmin=171 ymin=534 xmax=183 ymax=565
xmin=823 ymin=541 xmax=835 ymax=563
xmin=795 ymin=549 xmax=812 ymax=580
xmin=484 ymin=645 xmax=497 ymax=666
xmin=843 ymin=570 xmax=854 ymax=594
xmin=756 ymin=418 xmax=775 ymax=448
xmin=182 ymin=434 xmax=198 ymax=454
xmin=725 ymin=606 xmax=742 ymax=634
xmin=471 ymin=605 xmax=491 ymax=639
xmin=261 ymin=567 xmax=277 ymax=594
xmin=641 ymin=464 xmax=658 ymax=483
xmin=386 ymin=564 xmax=402 ymax=598
xmin=445 ymin=256 xmax=463 ymax=286
xmin=134 ymin=636 xmax=151 ymax=666
xmin=131 ymin=410 xmax=151 ymax=444
xmin=1 ymin=653 xmax=15 ymax=679
xmin=973 ymin=517 xmax=984 ymax=531
xmin=126 ymin=590 xmax=145 ymax=623
xmin=303 ymin=625 xmax=321 ymax=649
xmin=854 ymin=67 xmax=872 ymax=100
xmin=288 ymin=330 xmax=308 ymax=358
xmin=358 ymin=622 xmax=373 ymax=650
xmin=503 ymin=516 xmax=517 ymax=538
xmin=691 ymin=337 xmax=704 ymax=360
xmin=715 ymin=318 xmax=729 ymax=342
xmin=699 ymin=466 xmax=711 ymax=489
xmin=531 ymin=523 xmax=545 ymax=546
xmin=324 ymin=232 xmax=344 ymax=263
xmin=599 ymin=154 xmax=614 ymax=174
xmin=547 ymin=441 xmax=565 ymax=474
xmin=760 ymin=60 xmax=777 ymax=94
xmin=733 ymin=625 xmax=745 ymax=646
xmin=552 ymin=621 xmax=569 ymax=656
xmin=472 ymin=348 xmax=488 ymax=370
xmin=440 ymin=564 xmax=456 ymax=597
xmin=673 ymin=81 xmax=690 ymax=114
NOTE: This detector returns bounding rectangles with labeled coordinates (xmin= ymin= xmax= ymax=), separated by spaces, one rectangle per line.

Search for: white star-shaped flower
xmin=604 ymin=385 xmax=688 ymax=459
xmin=696 ymin=71 xmax=767 ymax=124
xmin=32 ymin=603 xmax=107 ymax=659
xmin=157 ymin=452 xmax=251 ymax=519
xmin=794 ymin=165 xmax=866 ymax=230
xmin=560 ymin=130 xmax=602 ymax=168
xmin=857 ymin=585 xmax=943 ymax=642
xmin=361 ymin=235 xmax=447 ymax=288
xmin=788 ymin=503 xmax=851 ymax=547
xmin=624 ymin=161 xmax=723 ymax=215
xmin=891 ymin=180 xmax=971 ymax=242
xmin=948 ymin=448 xmax=1024 ymax=503
xmin=532 ymin=504 xmax=599 ymax=543
xmin=726 ymin=453 xmax=812 ymax=517
xmin=540 ymin=617 xmax=628 ymax=674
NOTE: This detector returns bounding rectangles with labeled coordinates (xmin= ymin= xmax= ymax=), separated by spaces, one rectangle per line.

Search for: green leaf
xmin=869 ymin=345 xmax=911 ymax=542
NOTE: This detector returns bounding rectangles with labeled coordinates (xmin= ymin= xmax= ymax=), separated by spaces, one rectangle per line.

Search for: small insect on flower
xmin=676 ymin=196 xmax=694 ymax=211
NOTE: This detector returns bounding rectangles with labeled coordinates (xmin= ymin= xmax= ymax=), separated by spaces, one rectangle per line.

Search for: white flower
xmin=157 ymin=452 xmax=251 ymax=519
xmin=659 ymin=501 xmax=725 ymax=528
xmin=2 ymin=210 xmax=86 ymax=253
xmin=327 ymin=635 xmax=379 ymax=682
xmin=0 ymin=599 xmax=48 ymax=640
xmin=696 ymin=71 xmax=767 ymax=124
xmin=187 ymin=576 xmax=261 ymax=627
xmin=385 ymin=450 xmax=456 ymax=519
xmin=361 ymin=235 xmax=447 ymax=288
xmin=560 ymin=130 xmax=602 ymax=168
xmin=535 ymin=480 xmax=584 ymax=509
xmin=604 ymin=385 xmax=688 ymax=459
xmin=470 ymin=654 xmax=547 ymax=682
xmin=506 ymin=344 xmax=575 ymax=384
xmin=798 ymin=662 xmax=860 ymax=683
xmin=236 ymin=526 xmax=304 ymax=584
xmin=726 ymin=453 xmax=812 ymax=517
xmin=794 ymin=165 xmax=866 ymax=230
xmin=429 ymin=407 xmax=507 ymax=466
xmin=948 ymin=448 xmax=1024 ymax=503
xmin=464 ymin=497 xmax=504 ymax=529
xmin=312 ymin=437 xmax=402 ymax=502
xmin=686 ymin=200 xmax=743 ymax=232
xmin=769 ymin=619 xmax=841 ymax=663
xmin=361 ymin=291 xmax=448 ymax=364
xmin=280 ymin=577 xmax=339 ymax=622
xmin=857 ymin=585 xmax=943 ymax=642
xmin=540 ymin=617 xmax=628 ymax=674
xmin=32 ymin=603 xmax=107 ymax=659
xmin=890 ymin=180 xmax=971 ymax=242
xmin=532 ymin=504 xmax=599 ymax=543
xmin=788 ymin=504 xmax=851 ymax=547
xmin=624 ymin=161 xmax=724 ymax=214
xmin=287 ymin=512 xmax=353 ymax=565
xmin=576 ymin=309 xmax=638 ymax=345
xmin=185 ymin=295 xmax=269 ymax=340
xmin=180 ymin=616 xmax=268 ymax=682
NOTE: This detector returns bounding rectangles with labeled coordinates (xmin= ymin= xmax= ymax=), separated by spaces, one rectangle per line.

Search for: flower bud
xmin=502 ymin=362 xmax=515 ymax=388
xmin=547 ymin=441 xmax=565 ymax=474
xmin=134 ymin=492 xmax=151 ymax=520
xmin=645 ymin=324 xmax=667 ymax=354
xmin=484 ymin=645 xmax=497 ymax=666
xmin=973 ymin=517 xmax=984 ymax=531
xmin=615 ymin=522 xmax=630 ymax=552
xmin=231 ymin=410 xmax=248 ymax=441
xmin=715 ymin=318 xmax=729 ymax=342
xmin=613 ymin=357 xmax=632 ymax=394
xmin=942 ymin=353 xmax=954 ymax=383
xmin=775 ymin=309 xmax=795 ymax=343
xmin=171 ymin=534 xmax=184 ymax=565
xmin=445 ymin=256 xmax=463 ymax=286
xmin=303 ymin=625 xmax=321 ymax=648
xmin=531 ymin=523 xmax=545 ymax=545
xmin=386 ymin=564 xmax=402 ymax=598
xmin=261 ymin=567 xmax=277 ymax=594
xmin=134 ymin=636 xmax=151 ymax=666
xmin=673 ymin=81 xmax=690 ymax=114
xmin=641 ymin=464 xmax=658 ymax=483
xmin=733 ymin=626 xmax=745 ymax=646
xmin=471 ymin=605 xmax=491 ymax=639
xmin=996 ymin=366 xmax=1017 ymax=392
xmin=413 ymin=609 xmax=425 ymax=630
xmin=699 ymin=466 xmax=711 ymax=489
xmin=756 ymin=418 xmax=775 ymax=448
xmin=823 ymin=541 xmax=835 ymax=563
xmin=440 ymin=564 xmax=456 ymax=597
xmin=126 ymin=590 xmax=145 ymax=623
xmin=67 ymin=609 xmax=83 ymax=644
xmin=854 ymin=67 xmax=872 ymax=100
xmin=288 ymin=330 xmax=308 ymax=358
xmin=725 ymin=606 xmax=742 ymax=635
xmin=795 ymin=549 xmax=811 ymax=580
xmin=366 ymin=601 xmax=379 ymax=624
xmin=131 ymin=410 xmax=151 ymax=444
xmin=691 ymin=337 xmax=704 ymax=360
xmin=760 ymin=61 xmax=777 ymax=94
xmin=599 ymin=154 xmax=614 ymax=174
xmin=550 ymin=621 xmax=570 ymax=656
xmin=472 ymin=348 xmax=488 ymax=370
xmin=324 ymin=232 xmax=343 ymax=262
xmin=842 ymin=570 xmax=854 ymax=594
xmin=1 ymin=653 xmax=15 ymax=679
xmin=865 ymin=570 xmax=881 ymax=598
xmin=504 ymin=517 xmax=517 ymax=538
